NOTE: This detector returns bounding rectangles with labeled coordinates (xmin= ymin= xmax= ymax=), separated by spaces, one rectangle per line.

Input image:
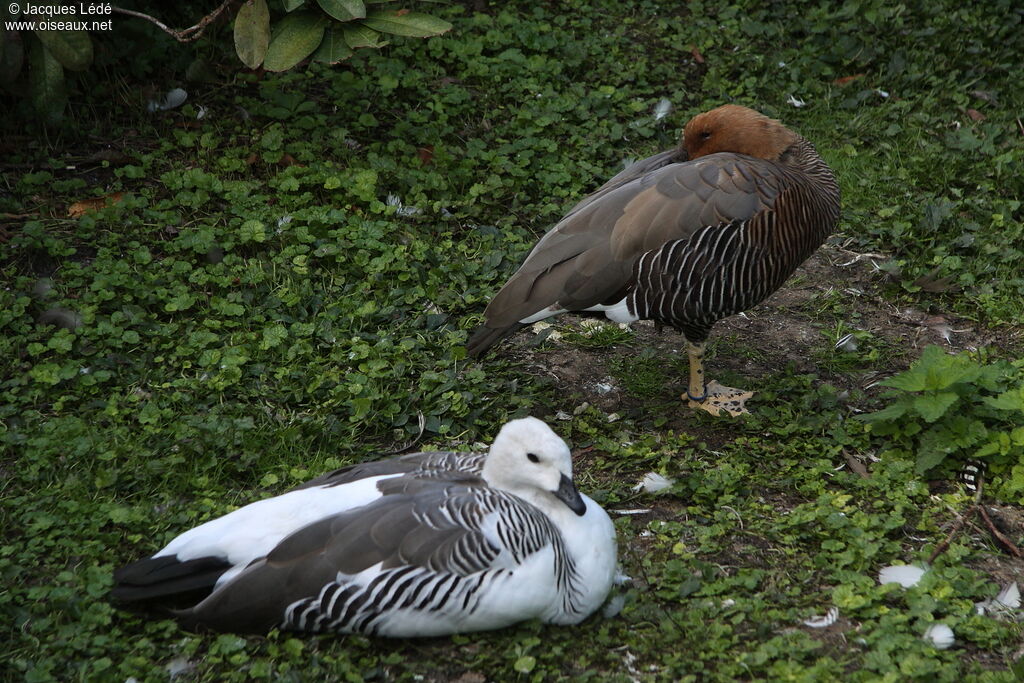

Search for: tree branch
xmin=111 ymin=1 xmax=236 ymax=43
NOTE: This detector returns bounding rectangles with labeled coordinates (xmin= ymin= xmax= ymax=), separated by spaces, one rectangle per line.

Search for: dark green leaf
xmin=362 ymin=9 xmax=452 ymax=37
xmin=234 ymin=0 xmax=271 ymax=69
xmin=915 ymin=424 xmax=961 ymax=473
xmin=342 ymin=23 xmax=387 ymax=48
xmin=317 ymin=0 xmax=365 ymax=22
xmin=856 ymin=401 xmax=909 ymax=423
xmin=33 ymin=27 xmax=92 ymax=71
xmin=879 ymin=365 xmax=928 ymax=392
xmin=915 ymin=445 xmax=949 ymax=474
xmin=912 ymin=392 xmax=958 ymax=423
xmin=263 ymin=12 xmax=327 ymax=72
xmin=313 ymin=28 xmax=354 ymax=64
xmin=29 ymin=38 xmax=65 ymax=125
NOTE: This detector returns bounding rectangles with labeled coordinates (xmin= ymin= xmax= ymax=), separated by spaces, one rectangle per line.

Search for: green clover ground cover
xmin=2 ymin=0 xmax=1023 ymax=680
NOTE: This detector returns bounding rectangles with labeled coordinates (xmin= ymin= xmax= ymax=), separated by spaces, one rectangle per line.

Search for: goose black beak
xmin=555 ymin=473 xmax=587 ymax=516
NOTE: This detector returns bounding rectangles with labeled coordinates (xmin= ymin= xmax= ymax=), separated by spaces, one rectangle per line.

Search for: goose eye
xmin=526 ymin=452 xmax=540 ymax=463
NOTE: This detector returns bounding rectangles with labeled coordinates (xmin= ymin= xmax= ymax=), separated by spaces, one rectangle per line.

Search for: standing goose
xmin=467 ymin=105 xmax=840 ymax=416
xmin=112 ymin=418 xmax=617 ymax=636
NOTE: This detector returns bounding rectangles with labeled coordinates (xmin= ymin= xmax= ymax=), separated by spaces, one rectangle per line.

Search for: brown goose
xmin=467 ymin=105 xmax=840 ymax=416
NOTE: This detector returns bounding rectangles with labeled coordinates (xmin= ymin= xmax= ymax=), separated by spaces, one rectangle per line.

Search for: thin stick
xmin=927 ymin=474 xmax=985 ymax=564
xmin=978 ymin=506 xmax=1023 ymax=558
xmin=111 ymin=1 xmax=235 ymax=43
xmin=927 ymin=507 xmax=974 ymax=564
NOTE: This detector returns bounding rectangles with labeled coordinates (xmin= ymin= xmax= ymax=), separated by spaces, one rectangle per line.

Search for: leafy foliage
xmin=2 ymin=0 xmax=1023 ymax=679
xmin=859 ymin=346 xmax=1024 ymax=501
xmin=236 ymin=0 xmax=451 ymax=72
xmin=1 ymin=0 xmax=449 ymax=121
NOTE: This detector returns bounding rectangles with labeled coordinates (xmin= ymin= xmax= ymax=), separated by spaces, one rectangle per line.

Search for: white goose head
xmin=481 ymin=417 xmax=586 ymax=516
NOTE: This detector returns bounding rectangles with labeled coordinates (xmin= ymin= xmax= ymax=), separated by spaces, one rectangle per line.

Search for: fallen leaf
xmin=966 ymin=108 xmax=985 ymax=122
xmin=417 ymin=145 xmax=434 ymax=165
xmin=68 ymin=192 xmax=123 ymax=218
xmin=689 ymin=44 xmax=704 ymax=63
xmin=833 ymin=74 xmax=865 ymax=86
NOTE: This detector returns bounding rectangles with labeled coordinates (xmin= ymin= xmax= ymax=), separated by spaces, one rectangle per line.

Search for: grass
xmin=2 ymin=0 xmax=1023 ymax=679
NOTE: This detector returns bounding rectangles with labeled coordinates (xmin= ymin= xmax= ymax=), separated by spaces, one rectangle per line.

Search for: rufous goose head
xmin=682 ymin=104 xmax=798 ymax=162
xmin=481 ymin=417 xmax=586 ymax=516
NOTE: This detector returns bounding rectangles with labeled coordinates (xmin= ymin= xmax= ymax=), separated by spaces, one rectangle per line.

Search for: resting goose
xmin=467 ymin=104 xmax=841 ymax=416
xmin=112 ymin=418 xmax=617 ymax=636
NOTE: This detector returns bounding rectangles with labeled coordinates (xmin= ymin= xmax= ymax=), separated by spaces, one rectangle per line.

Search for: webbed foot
xmin=685 ymin=380 xmax=753 ymax=416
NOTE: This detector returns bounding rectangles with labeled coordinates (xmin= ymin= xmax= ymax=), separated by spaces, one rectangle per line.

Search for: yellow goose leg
xmin=685 ymin=341 xmax=754 ymax=417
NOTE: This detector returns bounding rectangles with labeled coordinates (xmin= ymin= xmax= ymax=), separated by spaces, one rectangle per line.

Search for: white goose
xmin=112 ymin=418 xmax=618 ymax=636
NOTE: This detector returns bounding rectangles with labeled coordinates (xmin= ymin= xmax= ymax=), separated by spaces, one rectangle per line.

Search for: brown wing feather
xmin=562 ymin=148 xmax=685 ymax=218
xmin=469 ymin=153 xmax=787 ymax=349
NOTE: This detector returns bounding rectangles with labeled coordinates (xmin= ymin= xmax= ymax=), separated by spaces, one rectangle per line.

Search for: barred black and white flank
xmin=467 ymin=105 xmax=840 ymax=416
xmin=111 ymin=418 xmax=617 ymax=636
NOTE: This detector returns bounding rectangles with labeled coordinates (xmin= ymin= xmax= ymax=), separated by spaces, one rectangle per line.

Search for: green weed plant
xmin=859 ymin=345 xmax=1024 ymax=502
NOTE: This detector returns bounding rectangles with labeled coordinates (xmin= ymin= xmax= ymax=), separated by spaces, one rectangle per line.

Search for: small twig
xmin=925 ymin=472 xmax=1023 ymax=561
xmin=111 ymin=0 xmax=235 ymax=43
xmin=927 ymin=507 xmax=974 ymax=564
xmin=928 ymin=474 xmax=985 ymax=564
xmin=978 ymin=506 xmax=1023 ymax=558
